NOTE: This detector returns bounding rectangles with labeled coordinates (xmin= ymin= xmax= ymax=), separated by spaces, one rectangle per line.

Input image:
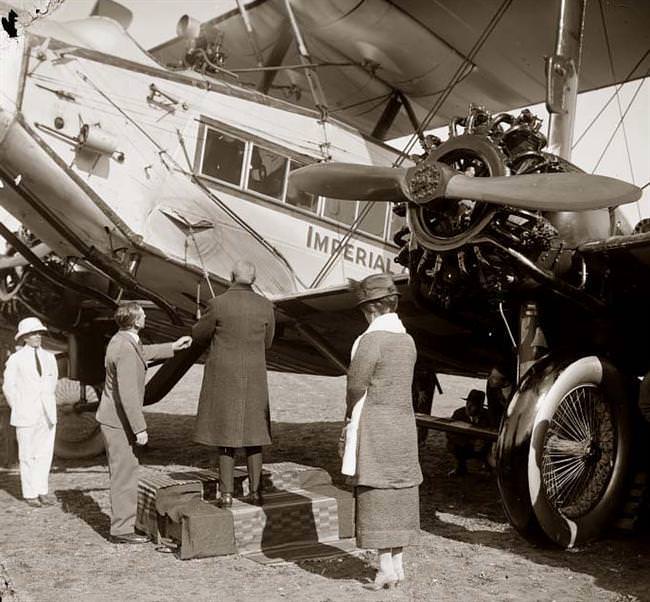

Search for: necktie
xmin=34 ymin=348 xmax=42 ymax=376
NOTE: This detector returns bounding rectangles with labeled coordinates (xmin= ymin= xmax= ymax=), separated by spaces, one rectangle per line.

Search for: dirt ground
xmin=1 ymin=367 xmax=648 ymax=602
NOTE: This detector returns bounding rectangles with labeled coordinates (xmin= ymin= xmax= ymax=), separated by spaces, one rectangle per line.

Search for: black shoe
xmin=111 ymin=533 xmax=150 ymax=544
xmin=218 ymin=493 xmax=233 ymax=508
xmin=245 ymin=491 xmax=263 ymax=506
xmin=38 ymin=494 xmax=56 ymax=506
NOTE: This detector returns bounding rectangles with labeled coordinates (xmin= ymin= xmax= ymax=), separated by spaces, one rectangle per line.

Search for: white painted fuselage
xmin=0 ymin=17 xmax=405 ymax=315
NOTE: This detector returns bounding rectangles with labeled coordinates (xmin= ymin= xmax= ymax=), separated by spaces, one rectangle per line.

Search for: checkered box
xmin=253 ymin=462 xmax=332 ymax=495
xmin=232 ymin=488 xmax=340 ymax=553
xmin=136 ymin=468 xmax=221 ymax=540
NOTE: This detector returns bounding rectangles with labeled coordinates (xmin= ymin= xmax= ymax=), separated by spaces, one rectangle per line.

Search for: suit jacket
xmin=2 ymin=345 xmax=59 ymax=427
xmin=193 ymin=283 xmax=275 ymax=447
xmin=96 ymin=331 xmax=174 ymax=435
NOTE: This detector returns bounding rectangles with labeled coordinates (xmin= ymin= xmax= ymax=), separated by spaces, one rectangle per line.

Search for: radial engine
xmin=392 ymin=105 xmax=610 ymax=329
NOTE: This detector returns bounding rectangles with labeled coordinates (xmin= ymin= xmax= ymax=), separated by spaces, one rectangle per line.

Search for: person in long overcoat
xmin=342 ymin=273 xmax=422 ymax=590
xmin=193 ymin=260 xmax=275 ymax=507
xmin=96 ymin=302 xmax=192 ymax=543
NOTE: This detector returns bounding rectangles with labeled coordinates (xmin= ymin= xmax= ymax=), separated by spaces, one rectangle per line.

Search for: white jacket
xmin=2 ymin=345 xmax=59 ymax=427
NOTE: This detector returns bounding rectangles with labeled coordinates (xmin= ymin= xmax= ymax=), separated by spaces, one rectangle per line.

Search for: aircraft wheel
xmin=54 ymin=378 xmax=105 ymax=459
xmin=496 ymin=355 xmax=632 ymax=548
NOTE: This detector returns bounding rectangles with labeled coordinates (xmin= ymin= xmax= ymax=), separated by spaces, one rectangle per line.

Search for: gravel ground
xmin=1 ymin=367 xmax=648 ymax=602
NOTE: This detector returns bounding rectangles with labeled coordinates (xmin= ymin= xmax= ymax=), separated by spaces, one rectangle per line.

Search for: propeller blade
xmin=444 ymin=172 xmax=642 ymax=211
xmin=291 ymin=161 xmax=642 ymax=212
xmin=289 ymin=163 xmax=409 ymax=201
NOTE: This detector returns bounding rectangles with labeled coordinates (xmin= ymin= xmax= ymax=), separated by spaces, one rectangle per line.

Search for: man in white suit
xmin=2 ymin=317 xmax=58 ymax=507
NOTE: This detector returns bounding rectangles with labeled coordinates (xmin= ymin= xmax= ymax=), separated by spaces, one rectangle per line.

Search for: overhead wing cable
xmin=307 ymin=0 xmax=513 ymax=287
xmin=394 ymin=0 xmax=513 ymax=167
xmin=597 ymin=0 xmax=636 ymax=187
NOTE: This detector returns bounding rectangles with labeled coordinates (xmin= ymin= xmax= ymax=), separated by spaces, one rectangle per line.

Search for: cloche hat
xmin=351 ymin=273 xmax=401 ymax=306
xmin=15 ymin=317 xmax=48 ymax=341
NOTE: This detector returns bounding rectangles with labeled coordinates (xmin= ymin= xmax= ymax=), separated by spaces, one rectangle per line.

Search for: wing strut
xmin=546 ymin=0 xmax=586 ymax=159
xmin=235 ymin=0 xmax=265 ymax=67
xmin=282 ymin=0 xmax=329 ymax=122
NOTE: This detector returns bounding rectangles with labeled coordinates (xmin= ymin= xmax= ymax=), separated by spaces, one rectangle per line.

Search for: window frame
xmin=244 ymin=143 xmax=291 ymax=202
xmin=355 ymin=200 xmax=390 ymax=239
xmin=196 ymin=117 xmax=396 ymax=245
xmin=199 ymin=125 xmax=248 ymax=188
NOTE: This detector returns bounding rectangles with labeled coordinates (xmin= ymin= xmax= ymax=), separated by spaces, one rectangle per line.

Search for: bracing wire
xmin=309 ymin=200 xmax=377 ymax=288
xmin=591 ymin=77 xmax=646 ymax=175
xmin=74 ymin=69 xmax=302 ymax=287
xmin=597 ymin=0 xmax=636 ymax=187
xmin=393 ymin=0 xmax=513 ymax=167
xmin=308 ymin=0 xmax=512 ymax=288
xmin=572 ymin=49 xmax=649 ymax=148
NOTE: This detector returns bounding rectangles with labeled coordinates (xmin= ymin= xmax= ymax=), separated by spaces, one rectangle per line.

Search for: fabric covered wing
xmin=269 ymin=275 xmax=504 ymax=377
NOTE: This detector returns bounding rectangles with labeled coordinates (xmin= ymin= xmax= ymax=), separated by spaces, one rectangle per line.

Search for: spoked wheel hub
xmin=541 ymin=384 xmax=615 ymax=520
xmin=497 ymin=356 xmax=632 ymax=548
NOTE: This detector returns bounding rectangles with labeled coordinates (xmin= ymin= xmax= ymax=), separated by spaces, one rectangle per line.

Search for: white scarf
xmin=341 ymin=313 xmax=406 ymax=476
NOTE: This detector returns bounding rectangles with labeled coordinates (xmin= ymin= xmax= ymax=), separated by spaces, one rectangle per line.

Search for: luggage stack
xmin=136 ymin=462 xmax=355 ymax=560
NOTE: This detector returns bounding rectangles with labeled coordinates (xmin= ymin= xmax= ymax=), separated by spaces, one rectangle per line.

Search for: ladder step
xmin=415 ymin=413 xmax=498 ymax=441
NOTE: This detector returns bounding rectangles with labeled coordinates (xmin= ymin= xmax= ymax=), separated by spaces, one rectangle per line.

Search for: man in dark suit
xmin=446 ymin=389 xmax=492 ymax=476
xmin=96 ymin=302 xmax=192 ymax=544
xmin=193 ymin=260 xmax=275 ymax=508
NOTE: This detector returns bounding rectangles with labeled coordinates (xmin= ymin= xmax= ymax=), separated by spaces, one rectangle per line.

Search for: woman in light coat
xmin=3 ymin=317 xmax=58 ymax=507
xmin=341 ymin=274 xmax=422 ymax=590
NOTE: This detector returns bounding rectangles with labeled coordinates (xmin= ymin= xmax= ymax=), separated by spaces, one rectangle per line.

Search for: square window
xmin=247 ymin=145 xmax=288 ymax=200
xmin=286 ymin=161 xmax=319 ymax=212
xmin=357 ymin=201 xmax=387 ymax=238
xmin=201 ymin=128 xmax=245 ymax=185
xmin=389 ymin=210 xmax=407 ymax=243
xmin=323 ymin=197 xmax=357 ymax=225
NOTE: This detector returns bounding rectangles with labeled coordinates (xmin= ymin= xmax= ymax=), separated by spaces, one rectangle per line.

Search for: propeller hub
xmin=406 ymin=161 xmax=442 ymax=204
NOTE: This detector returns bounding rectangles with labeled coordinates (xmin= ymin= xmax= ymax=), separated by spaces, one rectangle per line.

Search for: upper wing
xmin=150 ymin=0 xmax=650 ymax=139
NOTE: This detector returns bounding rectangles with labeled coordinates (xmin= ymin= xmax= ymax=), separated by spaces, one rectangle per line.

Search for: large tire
xmin=496 ymin=356 xmax=632 ymax=548
xmin=54 ymin=378 xmax=105 ymax=459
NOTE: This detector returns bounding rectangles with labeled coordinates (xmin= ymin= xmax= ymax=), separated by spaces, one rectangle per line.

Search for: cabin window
xmin=323 ymin=198 xmax=356 ymax=226
xmin=388 ymin=211 xmax=406 ymax=243
xmin=247 ymin=145 xmax=288 ymax=200
xmin=357 ymin=201 xmax=388 ymax=238
xmin=286 ymin=161 xmax=319 ymax=212
xmin=201 ymin=128 xmax=245 ymax=185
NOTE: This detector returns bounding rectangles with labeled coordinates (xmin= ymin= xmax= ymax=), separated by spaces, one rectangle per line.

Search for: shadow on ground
xmin=2 ymin=410 xmax=648 ymax=599
xmin=56 ymin=488 xmax=112 ymax=540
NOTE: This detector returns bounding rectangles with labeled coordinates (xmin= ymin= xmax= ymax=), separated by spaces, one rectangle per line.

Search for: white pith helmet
xmin=15 ymin=317 xmax=48 ymax=341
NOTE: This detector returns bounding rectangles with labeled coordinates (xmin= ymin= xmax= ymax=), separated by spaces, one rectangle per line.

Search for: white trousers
xmin=16 ymin=413 xmax=56 ymax=499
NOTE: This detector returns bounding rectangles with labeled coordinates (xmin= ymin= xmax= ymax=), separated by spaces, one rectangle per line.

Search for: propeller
xmin=290 ymin=161 xmax=642 ymax=212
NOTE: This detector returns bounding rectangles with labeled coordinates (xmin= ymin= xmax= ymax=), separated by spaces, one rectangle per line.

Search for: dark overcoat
xmin=193 ymin=283 xmax=275 ymax=447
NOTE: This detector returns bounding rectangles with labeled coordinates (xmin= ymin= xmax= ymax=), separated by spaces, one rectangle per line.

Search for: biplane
xmin=0 ymin=0 xmax=648 ymax=548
